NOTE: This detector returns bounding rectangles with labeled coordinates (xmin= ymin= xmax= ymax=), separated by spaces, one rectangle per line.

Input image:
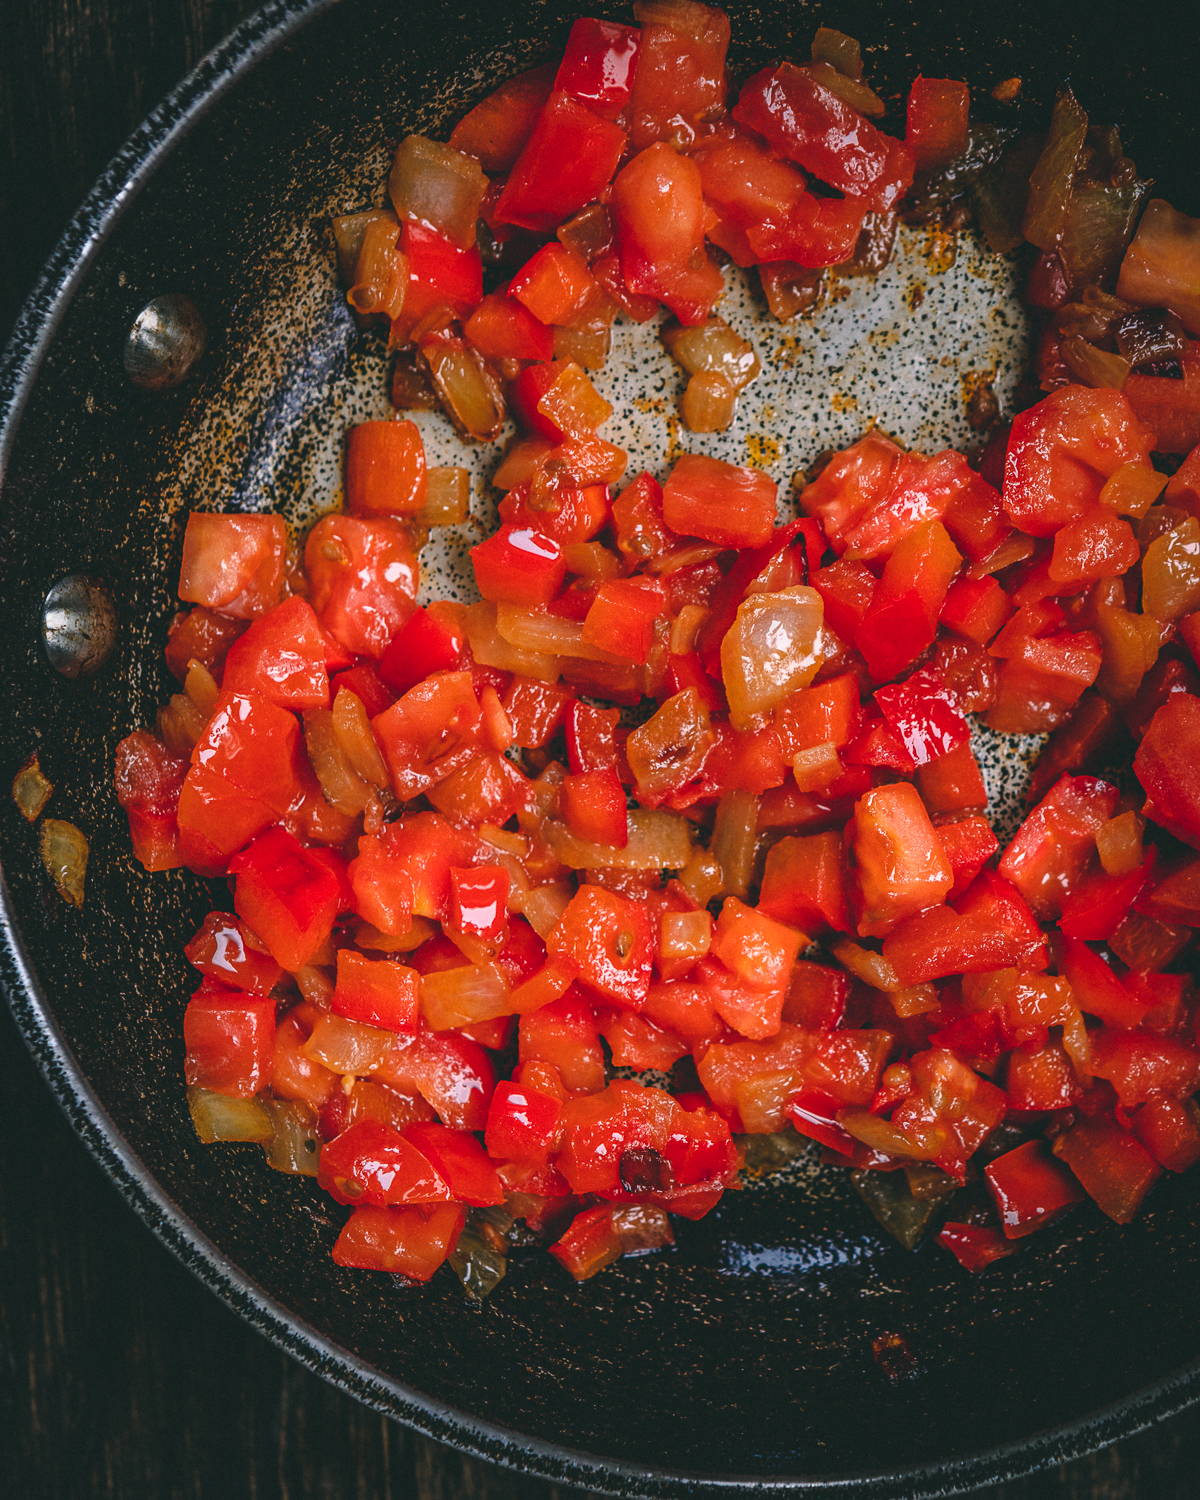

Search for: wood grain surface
xmin=3 ymin=2 xmax=1200 ymax=1496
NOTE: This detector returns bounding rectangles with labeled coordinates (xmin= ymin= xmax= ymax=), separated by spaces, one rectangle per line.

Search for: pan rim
xmin=2 ymin=1 xmax=1199 ymax=1492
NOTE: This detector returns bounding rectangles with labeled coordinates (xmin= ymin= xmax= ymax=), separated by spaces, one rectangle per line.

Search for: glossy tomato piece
xmin=734 ymin=62 xmax=914 ymax=213
xmin=611 ymin=143 xmax=724 ymax=326
xmin=164 ymin=606 xmax=247 ymax=684
xmin=229 ymin=826 xmax=342 ymax=971
xmin=1135 ymin=693 xmax=1200 ymax=850
xmin=183 ymin=986 xmax=276 ymax=1098
xmin=905 ymin=77 xmax=970 ymax=171
xmin=332 ymin=949 xmax=420 ymax=1033
xmin=345 ymin=420 xmax=428 ymax=516
xmin=184 ymin=911 xmax=284 ymax=994
xmin=997 ymin=773 xmax=1119 ymax=920
xmin=332 ymin=1202 xmax=465 ymax=1279
xmin=628 ymin=1 xmax=728 ymax=150
xmin=305 ymin=513 xmax=418 ymax=659
xmin=371 ymin=673 xmax=483 ymax=802
xmin=114 ymin=729 xmax=188 ymax=871
xmin=494 ymin=91 xmax=628 ymax=233
xmin=1002 ymin=385 xmax=1154 ymax=537
xmin=373 ymin=1030 xmax=496 ymax=1131
xmin=471 ymin=524 xmax=566 ymax=605
xmin=404 ymin=1122 xmax=505 ymax=1205
xmin=177 ymin=513 xmax=288 ymax=619
xmin=851 ymin=781 xmax=953 ymax=938
xmin=555 ymin=17 xmax=641 ymax=118
xmin=219 ymin=596 xmax=331 ymax=710
xmin=318 ymin=1117 xmax=452 ymax=1207
xmin=662 ymin=452 xmax=777 ymax=548
xmin=547 ymin=886 xmax=654 ymax=1011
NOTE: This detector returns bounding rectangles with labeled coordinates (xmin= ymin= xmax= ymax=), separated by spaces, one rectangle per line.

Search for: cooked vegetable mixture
xmin=114 ymin=0 xmax=1200 ymax=1289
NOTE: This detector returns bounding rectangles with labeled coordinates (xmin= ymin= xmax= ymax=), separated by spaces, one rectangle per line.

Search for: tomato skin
xmin=1002 ymin=385 xmax=1154 ymax=538
xmin=178 ymin=513 xmax=288 ymax=619
xmin=984 ymin=1139 xmax=1085 ymax=1239
xmin=494 ymin=91 xmax=628 ymax=233
xmin=611 ymin=143 xmax=724 ymax=326
xmin=183 ymin=987 xmax=276 ymax=1098
xmin=555 ymin=17 xmax=641 ymax=118
xmin=1089 ymin=1029 xmax=1200 ymax=1108
xmin=304 ymin=514 xmax=418 ymax=659
xmin=229 ymin=826 xmax=342 ymax=972
xmin=734 ymin=63 xmax=914 ymax=213
xmin=219 ymin=597 xmax=331 ymax=710
xmin=332 ymin=1202 xmax=466 ymax=1280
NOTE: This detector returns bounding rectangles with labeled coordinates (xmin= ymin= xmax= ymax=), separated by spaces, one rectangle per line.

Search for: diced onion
xmin=681 ymin=371 xmax=737 ymax=433
xmin=303 ymin=708 xmax=374 ymax=815
xmin=302 ymin=1013 xmax=396 ymax=1073
xmin=262 ymin=1099 xmax=321 ymax=1175
xmin=720 ymin=586 xmax=825 ymax=730
xmin=518 ymin=882 xmax=575 ymax=938
xmin=40 ymin=818 xmax=87 ymax=908
xmin=420 ymin=467 xmax=471 ymax=527
xmin=465 ymin=600 xmax=560 ymax=682
xmin=12 ymin=753 xmax=52 ymax=823
xmin=544 ymin=808 xmax=694 ymax=871
xmin=420 ymin=961 xmax=512 ymax=1030
xmin=1142 ymin=518 xmax=1200 ymax=619
xmin=387 ymin=135 xmax=487 ymax=250
xmin=188 ymin=1087 xmax=273 ymax=1144
xmin=332 ymin=688 xmax=390 ymax=787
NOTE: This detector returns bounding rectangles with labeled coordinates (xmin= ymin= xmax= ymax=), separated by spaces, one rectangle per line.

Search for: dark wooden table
xmin=4 ymin=2 xmax=1200 ymax=1495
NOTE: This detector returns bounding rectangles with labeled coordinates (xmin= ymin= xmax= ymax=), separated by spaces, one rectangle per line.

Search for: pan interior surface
xmin=1 ymin=0 xmax=1199 ymax=1492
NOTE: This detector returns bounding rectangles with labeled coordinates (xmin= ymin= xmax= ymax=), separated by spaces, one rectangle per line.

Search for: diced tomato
xmin=905 ymin=77 xmax=970 ymax=171
xmin=114 ymin=730 xmax=188 ymax=871
xmin=611 ymin=143 xmax=724 ymax=326
xmin=1002 ymin=385 xmax=1154 ymax=538
xmin=709 ymin=897 xmax=804 ymax=1040
xmin=471 ymin=525 xmax=566 ymax=606
xmin=219 ymin=597 xmax=331 ymax=710
xmin=581 ymin=578 xmax=667 ymax=664
xmin=851 ymin=782 xmax=953 ymax=938
xmin=662 ymin=453 xmax=777 ymax=548
xmin=1052 ymin=1115 xmax=1161 ymax=1224
xmin=997 ymin=774 xmax=1119 ymax=920
xmin=1089 ymin=1028 xmax=1200 ymax=1107
xmin=494 ymin=91 xmax=628 ymax=233
xmin=164 ymin=606 xmax=247 ymax=683
xmin=509 ymin=243 xmax=598 ymax=327
xmin=938 ymin=1222 xmax=1016 ymax=1272
xmin=547 ymin=886 xmax=654 ymax=1011
xmin=332 ymin=1202 xmax=465 ymax=1280
xmin=332 ymin=949 xmax=420 ymax=1033
xmin=345 ymin=420 xmax=427 ymax=516
xmin=184 ymin=911 xmax=284 ymax=994
xmin=448 ymin=864 xmax=510 ymax=942
xmin=940 ymin=575 xmax=1012 ymax=645
xmin=1135 ymin=693 xmax=1200 ymax=851
xmin=485 ymin=1081 xmax=563 ymax=1166
xmin=374 ymin=1030 xmax=495 ymax=1131
xmin=855 ymin=521 xmax=962 ymax=683
xmin=1005 ymin=1040 xmax=1083 ymax=1112
xmin=376 ymin=604 xmax=466 ymax=696
xmin=561 ymin=767 xmax=629 ymax=848
xmin=1132 ymin=1095 xmax=1200 ymax=1173
xmin=371 ymin=673 xmax=483 ymax=802
xmin=404 ymin=1122 xmax=505 ymax=1205
xmin=449 ymin=62 xmax=556 ymax=173
xmin=178 ymin=513 xmax=288 ymax=619
xmin=758 ymin=832 xmax=850 ymax=934
xmin=464 ymin=291 xmax=555 ymax=364
xmin=305 ymin=513 xmax=418 ymax=659
xmin=629 ymin=2 xmax=729 ymax=150
xmin=229 ymin=826 xmax=341 ymax=972
xmin=183 ymin=986 xmax=276 ymax=1098
xmin=985 ymin=1139 xmax=1085 ymax=1239
xmin=734 ymin=63 xmax=914 ymax=214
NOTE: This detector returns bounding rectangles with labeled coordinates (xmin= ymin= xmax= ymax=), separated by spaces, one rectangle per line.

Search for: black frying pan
xmin=2 ymin=1 xmax=1199 ymax=1493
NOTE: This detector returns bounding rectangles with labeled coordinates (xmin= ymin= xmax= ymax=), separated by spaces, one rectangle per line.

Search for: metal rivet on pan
xmin=41 ymin=575 xmax=118 ymax=679
xmin=123 ymin=293 xmax=207 ymax=390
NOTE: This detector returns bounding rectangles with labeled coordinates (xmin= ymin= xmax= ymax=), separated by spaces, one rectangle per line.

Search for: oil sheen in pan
xmin=152 ymin=218 xmax=1039 ymax=841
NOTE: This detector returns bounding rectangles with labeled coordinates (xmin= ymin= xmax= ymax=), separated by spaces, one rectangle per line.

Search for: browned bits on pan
xmin=872 ymin=1331 xmax=920 ymax=1382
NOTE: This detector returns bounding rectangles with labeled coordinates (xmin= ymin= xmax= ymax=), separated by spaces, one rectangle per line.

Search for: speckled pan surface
xmin=1 ymin=0 xmax=1199 ymax=1493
